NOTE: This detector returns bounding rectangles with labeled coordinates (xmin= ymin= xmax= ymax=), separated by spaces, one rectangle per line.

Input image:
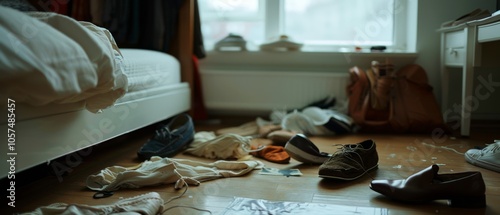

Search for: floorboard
xmin=7 ymin=117 xmax=500 ymax=215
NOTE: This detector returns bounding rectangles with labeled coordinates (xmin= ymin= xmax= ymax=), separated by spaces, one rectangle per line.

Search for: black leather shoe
xmin=370 ymin=165 xmax=486 ymax=208
xmin=318 ymin=139 xmax=378 ymax=180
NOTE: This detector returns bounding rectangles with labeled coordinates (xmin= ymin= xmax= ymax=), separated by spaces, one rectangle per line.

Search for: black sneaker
xmin=284 ymin=134 xmax=331 ymax=164
xmin=318 ymin=139 xmax=378 ymax=180
xmin=137 ymin=114 xmax=195 ymax=160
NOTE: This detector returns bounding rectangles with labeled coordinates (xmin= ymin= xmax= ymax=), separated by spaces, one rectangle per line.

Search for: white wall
xmin=199 ymin=0 xmax=500 ymax=118
xmin=415 ymin=0 xmax=499 ymax=119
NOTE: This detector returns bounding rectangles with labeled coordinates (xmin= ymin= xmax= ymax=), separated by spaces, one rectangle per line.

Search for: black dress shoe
xmin=318 ymin=139 xmax=378 ymax=180
xmin=370 ymin=165 xmax=486 ymax=208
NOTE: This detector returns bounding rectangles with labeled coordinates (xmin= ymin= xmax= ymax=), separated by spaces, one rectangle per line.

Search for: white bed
xmin=0 ymin=6 xmax=191 ymax=179
xmin=0 ymin=48 xmax=190 ymax=179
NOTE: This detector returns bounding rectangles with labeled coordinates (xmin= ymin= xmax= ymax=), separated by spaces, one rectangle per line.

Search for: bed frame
xmin=0 ymin=0 xmax=195 ymax=179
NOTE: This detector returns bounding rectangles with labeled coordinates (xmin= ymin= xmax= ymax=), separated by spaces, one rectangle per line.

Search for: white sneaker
xmin=465 ymin=140 xmax=500 ymax=173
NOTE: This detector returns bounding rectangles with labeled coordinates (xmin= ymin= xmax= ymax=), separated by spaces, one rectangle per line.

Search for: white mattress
xmin=121 ymin=49 xmax=181 ymax=94
xmin=5 ymin=49 xmax=183 ymax=123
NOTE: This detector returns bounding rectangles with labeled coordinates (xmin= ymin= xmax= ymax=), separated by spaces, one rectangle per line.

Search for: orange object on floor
xmin=251 ymin=145 xmax=290 ymax=164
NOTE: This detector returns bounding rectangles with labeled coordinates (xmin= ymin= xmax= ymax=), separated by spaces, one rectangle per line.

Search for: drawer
xmin=478 ymin=21 xmax=500 ymax=42
xmin=444 ymin=47 xmax=465 ymax=66
xmin=444 ymin=30 xmax=466 ymax=48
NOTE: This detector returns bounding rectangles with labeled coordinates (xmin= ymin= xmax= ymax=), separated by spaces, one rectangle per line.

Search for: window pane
xmin=199 ymin=0 xmax=265 ymax=50
xmin=284 ymin=0 xmax=394 ymax=46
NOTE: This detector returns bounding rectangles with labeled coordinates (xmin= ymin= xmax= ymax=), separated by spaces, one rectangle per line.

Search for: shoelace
xmin=481 ymin=140 xmax=500 ymax=155
xmin=327 ymin=144 xmax=376 ymax=180
xmin=327 ymin=144 xmax=366 ymax=169
xmin=153 ymin=127 xmax=180 ymax=143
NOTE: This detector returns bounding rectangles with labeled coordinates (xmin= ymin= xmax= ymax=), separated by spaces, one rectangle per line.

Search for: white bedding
xmin=0 ymin=5 xmax=191 ymax=180
xmin=7 ymin=49 xmax=184 ymax=123
xmin=0 ymin=6 xmax=127 ymax=113
xmin=0 ymin=5 xmax=184 ymax=122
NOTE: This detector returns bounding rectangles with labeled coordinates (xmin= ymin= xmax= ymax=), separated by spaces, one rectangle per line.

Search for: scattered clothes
xmin=266 ymin=129 xmax=297 ymax=145
xmin=216 ymin=120 xmax=259 ymax=136
xmin=301 ymin=107 xmax=355 ymax=135
xmin=213 ymin=107 xmax=355 ymax=150
xmin=185 ymin=131 xmax=260 ymax=160
xmin=294 ymin=95 xmax=336 ymax=112
xmin=86 ymin=156 xmax=264 ymax=192
xmin=19 ymin=192 xmax=164 ymax=215
xmin=258 ymin=124 xmax=282 ymax=138
xmin=282 ymin=107 xmax=355 ymax=136
xmin=281 ymin=110 xmax=329 ymax=136
xmin=251 ymin=145 xmax=290 ymax=164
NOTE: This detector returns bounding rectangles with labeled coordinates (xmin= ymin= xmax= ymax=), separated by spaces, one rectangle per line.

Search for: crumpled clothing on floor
xmin=216 ymin=106 xmax=355 ymax=138
xmin=86 ymin=156 xmax=264 ymax=191
xmin=185 ymin=131 xmax=254 ymax=160
xmin=19 ymin=192 xmax=164 ymax=215
xmin=282 ymin=107 xmax=355 ymax=135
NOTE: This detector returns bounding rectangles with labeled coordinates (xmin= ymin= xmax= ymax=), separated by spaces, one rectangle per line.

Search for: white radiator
xmin=200 ymin=70 xmax=350 ymax=114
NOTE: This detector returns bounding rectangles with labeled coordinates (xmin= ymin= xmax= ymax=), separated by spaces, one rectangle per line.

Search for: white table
xmin=439 ymin=15 xmax=500 ymax=136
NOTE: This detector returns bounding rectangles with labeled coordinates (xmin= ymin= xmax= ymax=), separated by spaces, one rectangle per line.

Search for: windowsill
xmin=200 ymin=50 xmax=419 ymax=72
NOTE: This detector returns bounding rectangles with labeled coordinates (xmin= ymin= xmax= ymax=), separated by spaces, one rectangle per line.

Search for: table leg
xmin=461 ymin=65 xmax=474 ymax=136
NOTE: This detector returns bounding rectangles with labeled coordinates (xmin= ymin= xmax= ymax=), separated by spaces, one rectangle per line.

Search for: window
xmin=199 ymin=0 xmax=411 ymax=52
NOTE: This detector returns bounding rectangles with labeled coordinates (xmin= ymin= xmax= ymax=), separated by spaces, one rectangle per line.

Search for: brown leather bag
xmin=347 ymin=63 xmax=448 ymax=133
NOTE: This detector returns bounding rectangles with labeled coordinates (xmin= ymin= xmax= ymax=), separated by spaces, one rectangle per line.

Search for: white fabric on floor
xmin=19 ymin=192 xmax=164 ymax=215
xmin=184 ymin=131 xmax=253 ymax=160
xmin=86 ymin=156 xmax=264 ymax=191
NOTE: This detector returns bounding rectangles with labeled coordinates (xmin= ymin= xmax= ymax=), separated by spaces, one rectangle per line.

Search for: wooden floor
xmin=8 ymin=116 xmax=500 ymax=215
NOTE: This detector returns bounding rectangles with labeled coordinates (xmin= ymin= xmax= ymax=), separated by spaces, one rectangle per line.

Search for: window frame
xmin=261 ymin=0 xmax=410 ymax=52
xmin=199 ymin=0 xmax=418 ymax=71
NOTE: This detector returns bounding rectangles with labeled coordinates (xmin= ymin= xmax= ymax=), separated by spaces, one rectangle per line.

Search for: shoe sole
xmin=319 ymin=164 xmax=378 ymax=180
xmin=284 ymin=142 xmax=330 ymax=164
xmin=465 ymin=153 xmax=500 ymax=173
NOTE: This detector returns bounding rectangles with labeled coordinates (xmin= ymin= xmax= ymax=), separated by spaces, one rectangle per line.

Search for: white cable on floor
xmin=161 ymin=177 xmax=212 ymax=215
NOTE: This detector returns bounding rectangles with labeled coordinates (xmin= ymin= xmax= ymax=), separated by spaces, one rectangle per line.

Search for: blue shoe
xmin=137 ymin=113 xmax=195 ymax=160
